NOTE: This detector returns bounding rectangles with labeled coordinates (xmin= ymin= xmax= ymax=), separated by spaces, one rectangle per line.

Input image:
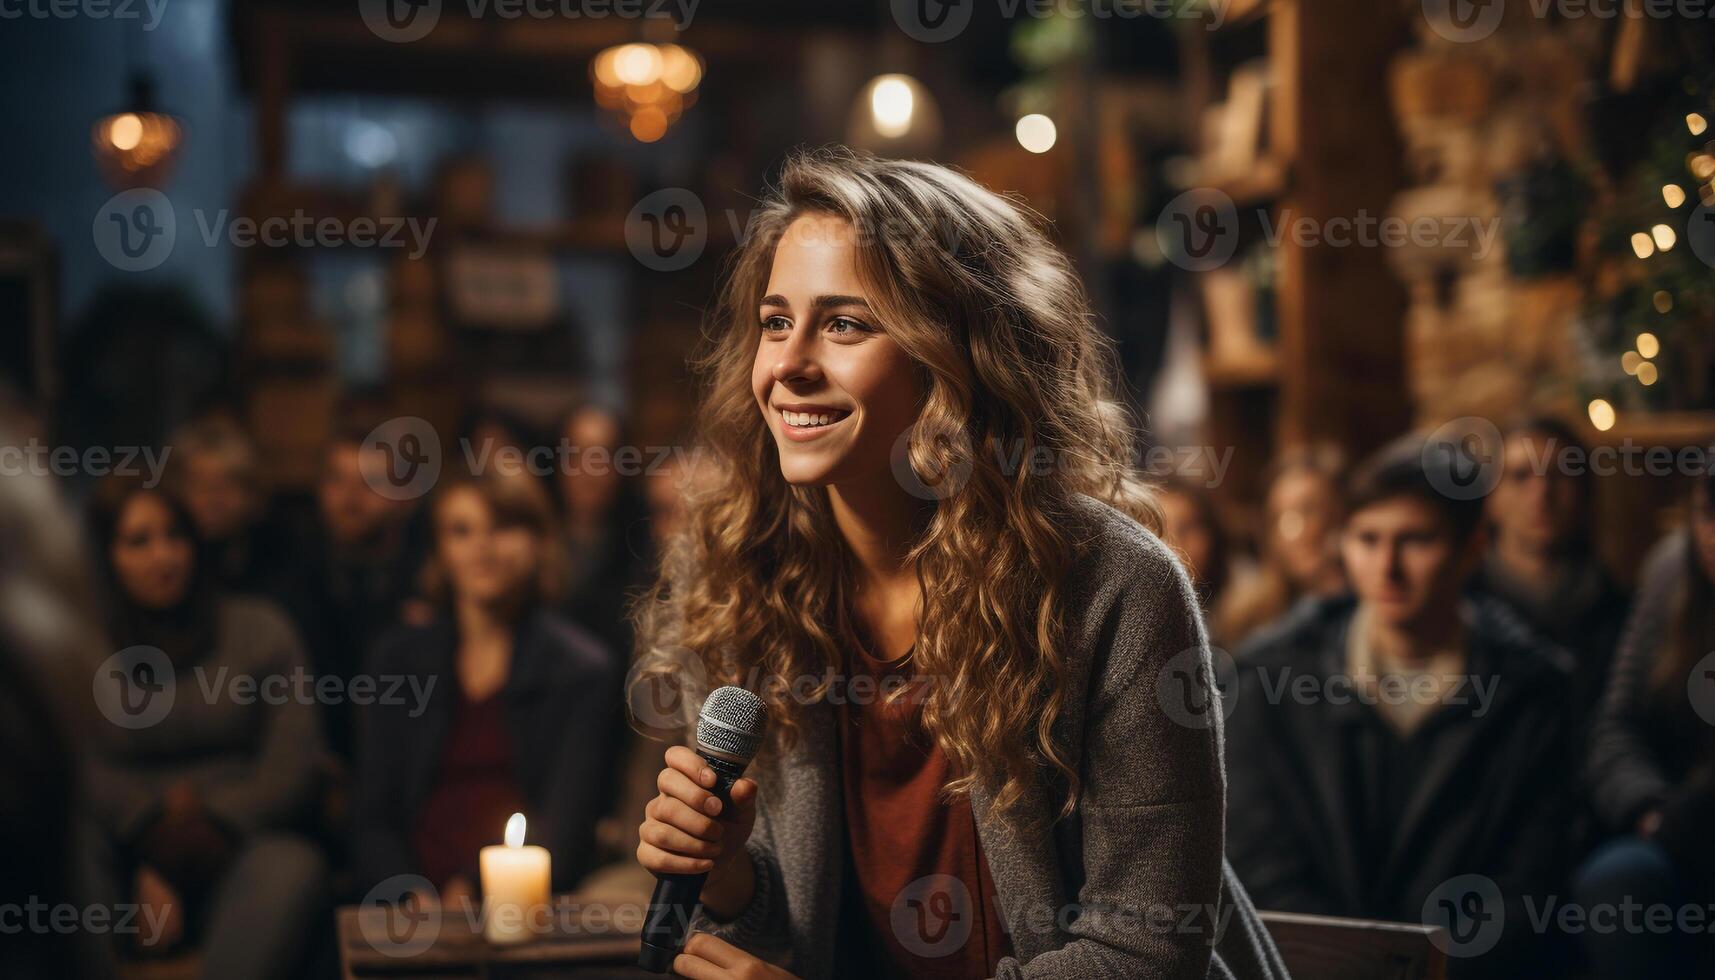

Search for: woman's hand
xmin=637 ymin=745 xmax=759 ymax=919
xmin=673 ymin=933 xmax=799 ymax=979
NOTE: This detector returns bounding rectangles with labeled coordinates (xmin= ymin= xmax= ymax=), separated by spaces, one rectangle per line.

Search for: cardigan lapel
xmin=968 ymin=759 xmax=1073 ymax=961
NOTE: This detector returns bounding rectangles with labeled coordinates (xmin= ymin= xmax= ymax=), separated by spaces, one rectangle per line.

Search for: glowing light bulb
xmin=1637 ymin=332 xmax=1660 ymax=358
xmin=1631 ymin=233 xmax=1655 ymax=259
xmin=1664 ymin=184 xmax=1687 ymax=208
xmin=1015 ymin=114 xmax=1057 ymax=154
xmin=870 ymin=75 xmax=916 ymax=139
xmin=1587 ymin=399 xmax=1616 ymax=432
xmin=1651 ymin=224 xmax=1677 ymax=251
xmin=1689 ymin=113 xmax=1708 ymax=136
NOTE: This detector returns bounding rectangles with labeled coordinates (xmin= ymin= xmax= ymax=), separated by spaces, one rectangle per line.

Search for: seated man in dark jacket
xmin=1226 ymin=432 xmax=1577 ymax=978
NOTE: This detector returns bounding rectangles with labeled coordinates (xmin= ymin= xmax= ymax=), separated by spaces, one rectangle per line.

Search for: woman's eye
xmin=827 ymin=316 xmax=870 ymax=336
xmin=760 ymin=315 xmax=791 ymax=334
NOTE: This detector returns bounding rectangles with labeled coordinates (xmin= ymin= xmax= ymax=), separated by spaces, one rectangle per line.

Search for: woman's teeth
xmin=783 ymin=410 xmax=847 ymax=428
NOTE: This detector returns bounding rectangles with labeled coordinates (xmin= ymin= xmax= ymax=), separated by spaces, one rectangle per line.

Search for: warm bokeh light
xmin=1636 ymin=332 xmax=1661 ymax=358
xmin=1691 ymin=153 xmax=1715 ymax=180
xmin=592 ymin=43 xmax=701 ymax=142
xmin=630 ymin=106 xmax=669 ymax=143
xmin=1663 ymin=184 xmax=1687 ymax=208
xmin=1651 ymin=224 xmax=1677 ymax=251
xmin=1621 ymin=351 xmax=1642 ymax=375
xmin=1654 ymin=290 xmax=1674 ymax=313
xmin=1689 ymin=112 xmax=1709 ymax=136
xmin=613 ymin=43 xmax=663 ymax=86
xmin=1637 ymin=362 xmax=1659 ymax=386
xmin=1015 ymin=113 xmax=1057 ymax=153
xmin=659 ymin=44 xmax=703 ymax=93
xmin=108 ymin=113 xmax=143 ymax=151
xmin=91 ymin=108 xmax=182 ymax=189
xmin=870 ymin=75 xmax=916 ymax=139
xmin=1587 ymin=398 xmax=1616 ymax=432
xmin=1630 ymin=232 xmax=1655 ymax=258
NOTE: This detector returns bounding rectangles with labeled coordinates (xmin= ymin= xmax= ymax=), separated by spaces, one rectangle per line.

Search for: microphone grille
xmin=697 ymin=686 xmax=766 ymax=762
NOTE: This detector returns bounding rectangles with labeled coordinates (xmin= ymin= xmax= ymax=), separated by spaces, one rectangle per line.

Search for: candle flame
xmin=505 ymin=812 xmax=526 ymax=848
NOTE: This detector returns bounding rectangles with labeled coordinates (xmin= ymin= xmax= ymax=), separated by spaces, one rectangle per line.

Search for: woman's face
xmin=1269 ymin=468 xmax=1339 ymax=588
xmin=434 ymin=486 xmax=541 ymax=606
xmin=111 ymin=492 xmax=195 ymax=610
xmin=751 ymin=213 xmax=922 ymax=488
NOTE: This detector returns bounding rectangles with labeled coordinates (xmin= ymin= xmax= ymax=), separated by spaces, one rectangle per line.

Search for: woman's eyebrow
xmin=758 ymin=293 xmax=873 ymax=311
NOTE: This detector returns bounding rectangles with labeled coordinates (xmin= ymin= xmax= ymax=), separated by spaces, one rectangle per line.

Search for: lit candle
xmin=479 ymin=813 xmax=551 ymax=945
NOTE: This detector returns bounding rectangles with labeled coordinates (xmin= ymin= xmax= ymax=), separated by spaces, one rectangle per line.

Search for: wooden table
xmin=336 ymin=893 xmax=657 ymax=980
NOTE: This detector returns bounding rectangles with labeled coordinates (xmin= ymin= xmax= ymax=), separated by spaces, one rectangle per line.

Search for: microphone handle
xmin=638 ymin=751 xmax=748 ymax=973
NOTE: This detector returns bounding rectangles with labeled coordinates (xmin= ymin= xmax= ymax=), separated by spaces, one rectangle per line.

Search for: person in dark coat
xmin=1574 ymin=460 xmax=1715 ymax=978
xmin=1226 ymin=433 xmax=1577 ymax=978
xmin=1472 ymin=416 xmax=1629 ymax=736
xmin=351 ymin=468 xmax=618 ymax=908
xmin=274 ymin=424 xmax=427 ymax=763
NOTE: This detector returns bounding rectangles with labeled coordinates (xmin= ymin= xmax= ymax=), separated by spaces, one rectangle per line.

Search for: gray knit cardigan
xmin=688 ymin=494 xmax=1290 ymax=979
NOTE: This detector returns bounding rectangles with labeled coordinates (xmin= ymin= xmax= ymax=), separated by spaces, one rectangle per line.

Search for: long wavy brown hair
xmin=630 ymin=147 xmax=1158 ymax=819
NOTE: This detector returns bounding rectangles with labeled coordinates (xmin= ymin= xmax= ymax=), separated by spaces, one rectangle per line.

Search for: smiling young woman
xmin=629 ymin=148 xmax=1288 ymax=980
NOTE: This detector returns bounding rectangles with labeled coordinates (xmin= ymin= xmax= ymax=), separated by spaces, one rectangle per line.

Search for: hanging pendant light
xmin=92 ymin=72 xmax=183 ymax=191
xmin=591 ymin=42 xmax=703 ymax=143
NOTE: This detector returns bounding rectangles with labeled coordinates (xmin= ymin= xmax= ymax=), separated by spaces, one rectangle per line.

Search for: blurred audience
xmin=1216 ymin=444 xmax=1347 ymax=648
xmin=1473 ymin=416 xmax=1629 ymax=733
xmin=166 ymin=414 xmax=290 ymax=597
xmin=553 ymin=402 xmax=651 ymax=662
xmin=352 ymin=469 xmax=618 ymax=904
xmin=1155 ymin=476 xmax=1232 ymax=627
xmin=1225 ymin=434 xmax=1576 ymax=978
xmin=1575 ymin=460 xmax=1715 ymax=978
xmin=85 ymin=476 xmax=329 ymax=979
xmin=274 ymin=417 xmax=426 ymax=763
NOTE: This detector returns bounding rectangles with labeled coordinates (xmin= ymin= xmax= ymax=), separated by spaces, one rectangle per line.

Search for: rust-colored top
xmin=835 ymin=642 xmax=1014 ymax=978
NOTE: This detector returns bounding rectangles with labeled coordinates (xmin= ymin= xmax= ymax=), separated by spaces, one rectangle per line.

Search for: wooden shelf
xmin=1200 ymin=155 xmax=1292 ymax=207
xmin=1203 ymin=349 xmax=1281 ymax=388
xmin=1588 ymin=411 xmax=1715 ymax=448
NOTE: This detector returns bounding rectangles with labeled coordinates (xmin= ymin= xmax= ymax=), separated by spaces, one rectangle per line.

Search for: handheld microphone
xmin=638 ymin=686 xmax=767 ymax=973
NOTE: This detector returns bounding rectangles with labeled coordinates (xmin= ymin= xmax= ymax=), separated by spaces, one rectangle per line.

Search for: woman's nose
xmin=771 ymin=324 xmax=821 ymax=385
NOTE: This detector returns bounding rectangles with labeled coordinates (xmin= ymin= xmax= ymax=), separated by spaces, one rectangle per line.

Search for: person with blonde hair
xmin=629 ymin=148 xmax=1287 ymax=979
